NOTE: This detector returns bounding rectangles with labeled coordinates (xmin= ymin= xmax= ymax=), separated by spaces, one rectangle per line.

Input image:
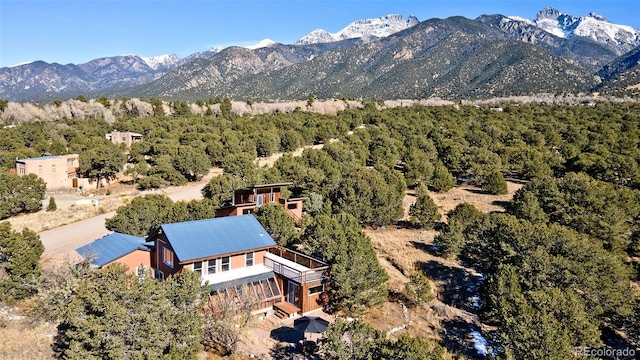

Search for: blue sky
xmin=1 ymin=0 xmax=638 ymax=68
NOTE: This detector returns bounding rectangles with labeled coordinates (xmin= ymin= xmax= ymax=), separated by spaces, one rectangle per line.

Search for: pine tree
xmin=431 ymin=163 xmax=455 ymax=192
xmin=409 ymin=184 xmax=441 ymax=227
xmin=58 ymin=265 xmax=202 ymax=359
xmin=302 ymin=213 xmax=388 ymax=315
xmin=46 ymin=196 xmax=57 ymax=212
xmin=483 ymin=171 xmax=508 ymax=195
xmin=0 ymin=222 xmax=44 ymax=300
xmin=404 ymin=271 xmax=434 ymax=306
xmin=254 ymin=203 xmax=299 ymax=247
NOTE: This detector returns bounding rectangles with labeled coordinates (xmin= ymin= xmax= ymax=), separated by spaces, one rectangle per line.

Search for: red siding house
xmin=76 ymin=232 xmax=153 ymax=274
xmin=215 ymin=183 xmax=305 ymax=224
xmin=147 ymin=215 xmax=328 ymax=316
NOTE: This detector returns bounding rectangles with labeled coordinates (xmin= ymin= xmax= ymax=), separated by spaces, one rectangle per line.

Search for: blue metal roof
xmin=76 ymin=232 xmax=150 ymax=267
xmin=17 ymin=155 xmax=65 ymax=162
xmin=160 ymin=214 xmax=276 ymax=263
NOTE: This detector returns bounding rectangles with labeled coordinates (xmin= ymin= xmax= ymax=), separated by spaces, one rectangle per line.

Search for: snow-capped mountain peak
xmin=245 ymin=39 xmax=277 ymax=50
xmin=295 ymin=14 xmax=419 ymax=45
xmin=141 ymin=54 xmax=181 ymax=70
xmin=506 ymin=7 xmax=640 ymax=54
xmin=586 ymin=12 xmax=609 ymax=22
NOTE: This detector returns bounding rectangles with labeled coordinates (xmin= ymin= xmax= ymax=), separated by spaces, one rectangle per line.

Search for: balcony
xmin=265 ymin=247 xmax=328 ymax=284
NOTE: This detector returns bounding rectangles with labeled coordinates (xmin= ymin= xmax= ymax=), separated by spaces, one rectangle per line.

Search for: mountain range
xmin=1 ymin=7 xmax=639 ymax=102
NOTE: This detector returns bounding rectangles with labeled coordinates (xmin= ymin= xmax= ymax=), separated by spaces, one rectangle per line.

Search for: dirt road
xmin=39 ymin=169 xmax=221 ymax=257
xmin=39 ymin=143 xmax=322 ymax=258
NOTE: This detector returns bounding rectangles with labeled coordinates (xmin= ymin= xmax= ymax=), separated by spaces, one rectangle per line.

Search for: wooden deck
xmin=274 ymin=301 xmax=301 ymax=319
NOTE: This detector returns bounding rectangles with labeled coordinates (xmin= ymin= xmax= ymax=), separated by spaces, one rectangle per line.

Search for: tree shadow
xmin=270 ymin=343 xmax=316 ymax=360
xmin=464 ymin=188 xmax=488 ymax=195
xmin=600 ymin=325 xmax=639 ymax=355
xmin=491 ymin=200 xmax=510 ymax=209
xmin=439 ymin=318 xmax=488 ymax=359
xmin=410 ymin=240 xmax=441 ymax=257
xmin=417 ymin=260 xmax=483 ymax=313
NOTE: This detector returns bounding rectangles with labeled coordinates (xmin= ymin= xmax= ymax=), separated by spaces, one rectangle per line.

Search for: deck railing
xmin=265 ymin=247 xmax=328 ymax=284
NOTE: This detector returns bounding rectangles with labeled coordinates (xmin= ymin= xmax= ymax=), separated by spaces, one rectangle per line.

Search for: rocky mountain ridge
xmin=1 ymin=8 xmax=638 ymax=101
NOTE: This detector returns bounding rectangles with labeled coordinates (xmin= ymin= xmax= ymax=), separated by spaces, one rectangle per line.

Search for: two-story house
xmin=215 ymin=182 xmax=305 ymax=225
xmin=77 ymin=215 xmax=328 ymax=317
xmin=147 ymin=215 xmax=328 ymax=316
xmin=15 ymin=154 xmax=80 ymax=190
xmin=106 ymin=131 xmax=143 ymax=148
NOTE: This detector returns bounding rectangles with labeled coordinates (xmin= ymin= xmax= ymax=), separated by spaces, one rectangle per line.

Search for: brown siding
xmin=154 ymin=236 xmax=182 ymax=278
xmin=215 ymin=207 xmax=236 ymax=217
xmin=300 ymin=280 xmax=326 ymax=313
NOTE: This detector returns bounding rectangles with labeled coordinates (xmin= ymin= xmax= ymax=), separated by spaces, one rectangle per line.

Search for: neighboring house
xmin=15 ymin=154 xmax=80 ymax=190
xmin=76 ymin=232 xmax=153 ymax=274
xmin=106 ymin=131 xmax=143 ymax=148
xmin=216 ymin=182 xmax=305 ymax=224
xmin=148 ymin=215 xmax=328 ymax=316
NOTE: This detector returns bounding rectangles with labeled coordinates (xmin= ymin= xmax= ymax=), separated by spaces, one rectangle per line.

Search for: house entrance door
xmin=287 ymin=282 xmax=299 ymax=306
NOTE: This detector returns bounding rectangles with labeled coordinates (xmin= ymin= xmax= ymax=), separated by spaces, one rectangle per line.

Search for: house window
xmin=242 ymin=208 xmax=253 ymax=215
xmin=38 ymin=165 xmax=43 ymax=174
xmin=221 ymin=256 xmax=230 ymax=272
xmin=155 ymin=269 xmax=165 ymax=281
xmin=193 ymin=261 xmax=203 ymax=275
xmin=207 ymin=259 xmax=217 ymax=274
xmin=245 ymin=252 xmax=254 ymax=267
xmin=51 ymin=164 xmax=56 ymax=174
xmin=163 ymin=246 xmax=174 ymax=268
xmin=308 ymin=284 xmax=324 ymax=295
xmin=122 ymin=136 xmax=127 ymax=142
xmin=18 ymin=167 xmax=25 ymax=175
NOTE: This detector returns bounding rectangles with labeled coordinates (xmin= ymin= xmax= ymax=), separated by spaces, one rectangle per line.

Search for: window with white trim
xmin=245 ymin=252 xmax=254 ymax=267
xmin=221 ymin=256 xmax=230 ymax=272
xmin=193 ymin=261 xmax=203 ymax=275
xmin=207 ymin=259 xmax=217 ymax=274
xmin=163 ymin=246 xmax=174 ymax=268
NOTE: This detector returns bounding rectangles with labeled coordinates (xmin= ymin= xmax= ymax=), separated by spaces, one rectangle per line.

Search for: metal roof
xmin=17 ymin=155 xmax=66 ymax=162
xmin=76 ymin=232 xmax=150 ymax=267
xmin=159 ymin=214 xmax=276 ymax=263
xmin=209 ymin=270 xmax=276 ymax=292
xmin=239 ymin=182 xmax=293 ymax=190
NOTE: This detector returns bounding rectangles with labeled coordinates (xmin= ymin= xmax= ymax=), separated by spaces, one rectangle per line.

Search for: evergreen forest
xmin=1 ymin=98 xmax=639 ymax=358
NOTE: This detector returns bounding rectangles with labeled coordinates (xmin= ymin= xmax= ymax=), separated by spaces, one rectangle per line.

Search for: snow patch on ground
xmin=470 ymin=330 xmax=489 ymax=356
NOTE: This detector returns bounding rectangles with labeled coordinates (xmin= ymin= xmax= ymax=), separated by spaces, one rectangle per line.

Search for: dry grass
xmin=431 ymin=181 xmax=523 ymax=219
xmin=0 ymin=307 xmax=56 ymax=360
xmin=4 ymin=195 xmax=134 ymax=233
xmin=257 ymin=143 xmax=325 ymax=167
xmin=363 ymin=182 xmax=521 ymax=355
